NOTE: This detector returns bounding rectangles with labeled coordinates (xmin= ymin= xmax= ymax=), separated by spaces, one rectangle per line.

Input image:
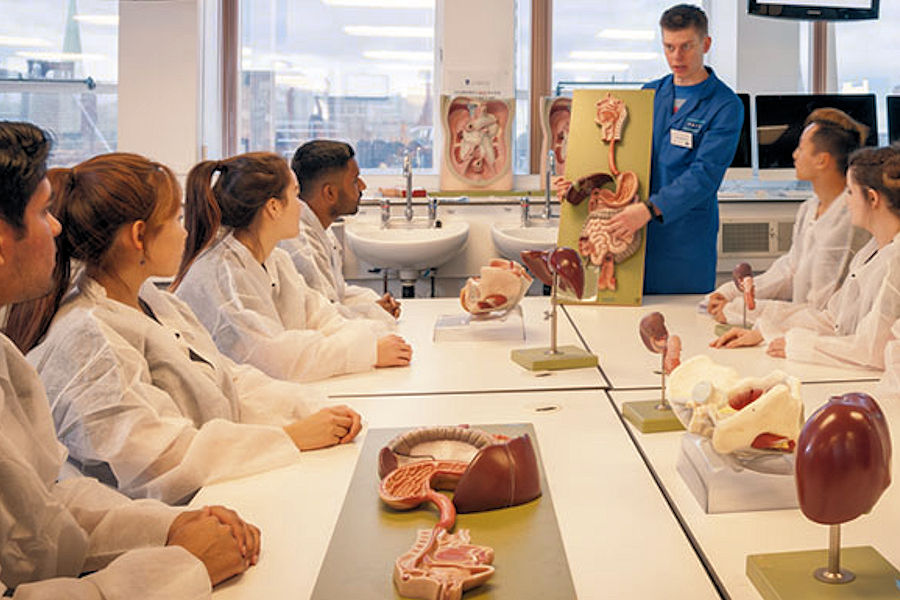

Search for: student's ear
xmin=702 ymin=36 xmax=712 ymax=53
xmin=867 ymin=187 xmax=882 ymax=208
xmin=0 ymin=222 xmax=10 ymax=267
xmin=129 ymin=220 xmax=147 ymax=253
xmin=265 ymin=196 xmax=284 ymax=218
xmin=322 ymin=181 xmax=338 ymax=205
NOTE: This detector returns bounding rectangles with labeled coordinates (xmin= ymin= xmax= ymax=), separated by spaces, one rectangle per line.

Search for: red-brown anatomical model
xmin=733 ymin=262 xmax=756 ymax=311
xmin=378 ymin=427 xmax=542 ymax=600
xmin=639 ymin=311 xmax=682 ymax=374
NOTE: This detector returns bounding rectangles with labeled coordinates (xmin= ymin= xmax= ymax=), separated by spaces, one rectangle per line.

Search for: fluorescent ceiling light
xmin=554 ymin=61 xmax=629 ymax=72
xmin=363 ymin=50 xmax=432 ymax=62
xmin=570 ymin=50 xmax=658 ymax=61
xmin=596 ymin=29 xmax=654 ymax=41
xmin=74 ymin=14 xmax=119 ymax=26
xmin=343 ymin=25 xmax=432 ymax=38
xmin=323 ymin=0 xmax=432 ymax=8
xmin=0 ymin=36 xmax=52 ymax=48
xmin=15 ymin=51 xmax=109 ymax=62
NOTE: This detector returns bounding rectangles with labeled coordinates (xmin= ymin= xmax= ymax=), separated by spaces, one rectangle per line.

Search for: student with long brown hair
xmin=7 ymin=152 xmax=362 ymax=505
xmin=172 ymin=152 xmax=411 ymax=383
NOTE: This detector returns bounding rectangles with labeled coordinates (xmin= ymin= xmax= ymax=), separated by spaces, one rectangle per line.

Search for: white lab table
xmin=609 ymin=383 xmax=900 ymax=600
xmin=196 ymin=389 xmax=720 ymax=600
xmin=564 ymin=296 xmax=881 ymax=389
xmin=320 ymin=296 xmax=606 ymax=397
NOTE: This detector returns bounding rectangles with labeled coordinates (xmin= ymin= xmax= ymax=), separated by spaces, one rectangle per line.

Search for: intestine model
xmin=442 ymin=97 xmax=513 ymax=190
xmin=667 ymin=355 xmax=804 ymax=455
xmin=563 ymin=92 xmax=642 ymax=291
xmin=459 ymin=259 xmax=533 ymax=316
xmin=378 ymin=426 xmax=542 ymax=600
xmin=733 ymin=262 xmax=756 ymax=327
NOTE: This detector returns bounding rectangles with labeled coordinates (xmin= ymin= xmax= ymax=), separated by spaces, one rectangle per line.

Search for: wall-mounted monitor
xmin=748 ymin=0 xmax=879 ymax=20
xmin=888 ymin=96 xmax=900 ymax=144
xmin=755 ymin=94 xmax=878 ymax=174
xmin=730 ymin=93 xmax=752 ymax=170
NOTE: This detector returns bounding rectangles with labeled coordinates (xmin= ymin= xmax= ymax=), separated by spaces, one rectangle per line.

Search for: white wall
xmin=118 ymin=0 xmax=202 ymax=177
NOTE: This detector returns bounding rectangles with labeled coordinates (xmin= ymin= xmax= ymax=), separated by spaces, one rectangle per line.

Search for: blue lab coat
xmin=642 ymin=67 xmax=743 ymax=294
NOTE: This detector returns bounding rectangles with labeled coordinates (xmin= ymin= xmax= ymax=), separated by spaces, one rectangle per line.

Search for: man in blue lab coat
xmin=607 ymin=4 xmax=743 ymax=294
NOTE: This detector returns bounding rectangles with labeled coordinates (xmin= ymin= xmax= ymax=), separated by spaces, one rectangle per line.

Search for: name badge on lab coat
xmin=670 ymin=128 xmax=693 ymax=149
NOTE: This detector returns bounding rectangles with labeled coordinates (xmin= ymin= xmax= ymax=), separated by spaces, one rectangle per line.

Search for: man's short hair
xmin=0 ymin=121 xmax=51 ymax=232
xmin=660 ymin=4 xmax=708 ymax=37
xmin=291 ymin=140 xmax=355 ymax=195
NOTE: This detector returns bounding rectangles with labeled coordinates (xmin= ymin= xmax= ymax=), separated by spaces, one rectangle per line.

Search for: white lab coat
xmin=28 ymin=276 xmax=304 ymax=504
xmin=279 ymin=205 xmax=397 ymax=327
xmin=708 ymin=192 xmax=869 ymax=324
xmin=755 ymin=233 xmax=900 ymax=370
xmin=176 ymin=232 xmax=384 ymax=382
xmin=0 ymin=332 xmax=209 ymax=598
xmin=875 ymin=320 xmax=900 ymax=398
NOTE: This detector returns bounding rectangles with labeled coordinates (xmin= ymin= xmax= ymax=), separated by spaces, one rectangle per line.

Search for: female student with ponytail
xmin=7 ymin=152 xmax=362 ymax=504
xmin=172 ymin=152 xmax=411 ymax=383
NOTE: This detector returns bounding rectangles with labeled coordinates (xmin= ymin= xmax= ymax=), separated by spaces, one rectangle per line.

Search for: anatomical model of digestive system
xmin=564 ymin=92 xmax=642 ymax=292
xmin=441 ymin=96 xmax=513 ymax=190
xmin=378 ymin=426 xmax=541 ymax=600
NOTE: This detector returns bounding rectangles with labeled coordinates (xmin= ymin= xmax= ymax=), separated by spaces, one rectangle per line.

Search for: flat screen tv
xmin=756 ymin=94 xmax=877 ymax=170
xmin=730 ymin=93 xmax=752 ymax=169
xmin=888 ymin=96 xmax=900 ymax=144
xmin=748 ymin=0 xmax=879 ymax=20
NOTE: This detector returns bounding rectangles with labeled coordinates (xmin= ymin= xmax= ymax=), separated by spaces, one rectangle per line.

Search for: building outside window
xmin=0 ymin=0 xmax=117 ymax=167
xmin=240 ymin=0 xmax=435 ymax=173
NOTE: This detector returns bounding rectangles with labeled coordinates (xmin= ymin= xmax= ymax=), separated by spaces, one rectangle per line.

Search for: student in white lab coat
xmin=173 ymin=152 xmax=412 ymax=382
xmin=6 ymin=153 xmax=362 ymax=505
xmin=0 ymin=121 xmax=257 ymax=598
xmin=711 ymin=144 xmax=900 ymax=370
xmin=279 ymin=140 xmax=400 ymax=326
xmin=707 ymin=108 xmax=870 ymax=324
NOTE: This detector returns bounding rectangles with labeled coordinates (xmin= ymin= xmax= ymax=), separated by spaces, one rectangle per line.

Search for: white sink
xmin=491 ymin=221 xmax=559 ymax=261
xmin=345 ymin=220 xmax=469 ymax=271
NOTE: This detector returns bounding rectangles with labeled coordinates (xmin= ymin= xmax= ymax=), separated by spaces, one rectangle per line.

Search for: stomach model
xmin=377 ymin=426 xmax=542 ymax=600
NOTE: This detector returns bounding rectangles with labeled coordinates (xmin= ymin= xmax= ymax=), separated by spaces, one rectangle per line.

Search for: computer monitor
xmin=748 ymin=0 xmax=879 ymax=21
xmin=755 ymin=94 xmax=878 ymax=175
xmin=730 ymin=93 xmax=752 ymax=169
xmin=888 ymin=96 xmax=900 ymax=144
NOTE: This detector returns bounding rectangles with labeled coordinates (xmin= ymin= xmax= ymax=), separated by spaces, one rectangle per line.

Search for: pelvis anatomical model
xmin=378 ymin=426 xmax=542 ymax=600
xmin=459 ymin=259 xmax=533 ymax=316
xmin=441 ymin=96 xmax=513 ymax=190
xmin=667 ymin=356 xmax=804 ymax=455
xmin=562 ymin=92 xmax=641 ymax=291
xmin=540 ymin=97 xmax=571 ymax=181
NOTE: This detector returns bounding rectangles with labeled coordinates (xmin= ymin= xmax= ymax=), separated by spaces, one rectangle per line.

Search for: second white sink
xmin=345 ymin=220 xmax=469 ymax=270
xmin=491 ymin=221 xmax=559 ymax=261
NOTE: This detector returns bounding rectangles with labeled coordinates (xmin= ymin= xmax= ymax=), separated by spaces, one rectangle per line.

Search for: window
xmin=551 ymin=0 xmax=678 ymax=91
xmin=0 ymin=0 xmax=118 ymax=167
xmin=240 ymin=0 xmax=435 ymax=172
xmin=833 ymin=4 xmax=900 ymax=145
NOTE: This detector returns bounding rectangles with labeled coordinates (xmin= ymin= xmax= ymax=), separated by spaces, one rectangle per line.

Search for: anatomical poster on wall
xmin=440 ymin=95 xmax=514 ymax=191
xmin=556 ymin=89 xmax=654 ymax=306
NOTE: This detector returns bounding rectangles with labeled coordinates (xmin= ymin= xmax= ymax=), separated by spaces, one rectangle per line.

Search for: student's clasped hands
xmin=284 ymin=405 xmax=363 ymax=450
xmin=167 ymin=505 xmax=261 ymax=585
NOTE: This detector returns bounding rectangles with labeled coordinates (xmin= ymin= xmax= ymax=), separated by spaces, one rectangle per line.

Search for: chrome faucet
xmin=403 ymin=150 xmax=413 ymax=222
xmin=380 ymin=196 xmax=391 ymax=229
xmin=520 ymin=196 xmax=530 ymax=227
xmin=427 ymin=196 xmax=438 ymax=226
xmin=545 ymin=150 xmax=556 ymax=220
